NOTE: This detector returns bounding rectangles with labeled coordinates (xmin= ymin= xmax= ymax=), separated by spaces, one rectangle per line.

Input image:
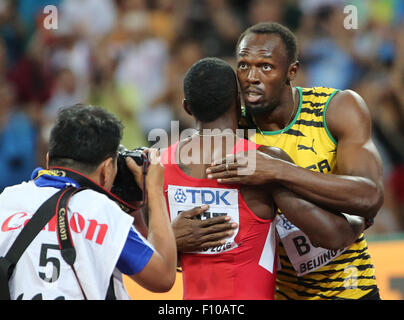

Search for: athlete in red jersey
xmin=162 ymin=58 xmax=365 ymax=300
xmin=162 ymin=138 xmax=276 ymax=299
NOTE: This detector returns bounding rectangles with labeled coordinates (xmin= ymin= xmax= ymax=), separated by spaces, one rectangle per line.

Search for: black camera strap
xmin=0 ymin=187 xmax=84 ymax=300
xmin=55 ymin=187 xmax=88 ymax=300
xmin=49 ymin=166 xmax=139 ymax=213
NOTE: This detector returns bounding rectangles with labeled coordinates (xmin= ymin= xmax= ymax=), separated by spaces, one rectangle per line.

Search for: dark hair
xmin=48 ymin=104 xmax=123 ymax=173
xmin=183 ymin=57 xmax=238 ymax=122
xmin=236 ymin=22 xmax=298 ymax=64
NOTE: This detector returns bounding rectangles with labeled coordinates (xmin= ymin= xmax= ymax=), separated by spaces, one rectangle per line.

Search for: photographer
xmin=0 ymin=104 xmax=177 ymax=300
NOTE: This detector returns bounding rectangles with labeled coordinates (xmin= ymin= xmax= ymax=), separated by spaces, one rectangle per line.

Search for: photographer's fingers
xmin=145 ymin=148 xmax=164 ymax=190
xmin=147 ymin=148 xmax=161 ymax=165
xmin=125 ymin=157 xmax=143 ymax=187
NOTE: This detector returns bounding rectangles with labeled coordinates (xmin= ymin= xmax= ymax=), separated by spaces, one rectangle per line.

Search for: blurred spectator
xmin=0 ymin=37 xmax=7 ymax=78
xmin=0 ymin=81 xmax=37 ymax=192
xmin=353 ymin=75 xmax=404 ymax=235
xmin=7 ymin=34 xmax=53 ymax=108
xmin=40 ymin=68 xmax=81 ymax=143
xmin=48 ymin=31 xmax=91 ymax=103
xmin=383 ymin=24 xmax=404 ymax=232
xmin=58 ymin=0 xmax=117 ymax=41
xmin=114 ymin=5 xmax=172 ymax=136
xmin=0 ymin=0 xmax=25 ymax=66
xmin=89 ymin=41 xmax=147 ymax=149
xmin=181 ymin=0 xmax=243 ymax=58
xmin=299 ymin=4 xmax=358 ymax=89
xmin=247 ymin=0 xmax=283 ymax=25
xmin=150 ymin=38 xmax=204 ymax=131
xmin=149 ymin=0 xmax=184 ymax=48
xmin=43 ymin=68 xmax=81 ymax=120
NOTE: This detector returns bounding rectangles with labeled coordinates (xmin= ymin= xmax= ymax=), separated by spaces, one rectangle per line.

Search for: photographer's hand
xmin=125 ymin=155 xmax=144 ymax=191
xmin=125 ymin=147 xmax=165 ymax=192
xmin=143 ymin=148 xmax=165 ymax=191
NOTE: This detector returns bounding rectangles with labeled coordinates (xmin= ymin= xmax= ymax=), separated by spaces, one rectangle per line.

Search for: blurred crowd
xmin=0 ymin=0 xmax=403 ymax=235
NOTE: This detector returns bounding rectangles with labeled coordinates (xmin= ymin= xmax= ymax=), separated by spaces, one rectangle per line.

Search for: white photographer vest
xmin=0 ymin=181 xmax=134 ymax=300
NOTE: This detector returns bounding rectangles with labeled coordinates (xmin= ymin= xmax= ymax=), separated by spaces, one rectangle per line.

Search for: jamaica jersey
xmin=242 ymin=86 xmax=379 ymax=300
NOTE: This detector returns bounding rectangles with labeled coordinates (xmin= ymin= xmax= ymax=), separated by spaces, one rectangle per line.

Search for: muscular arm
xmin=275 ymin=90 xmax=383 ymax=219
xmin=272 ymin=186 xmax=365 ymax=250
xmin=262 ymin=146 xmax=365 ymax=250
xmin=208 ymin=90 xmax=384 ymax=219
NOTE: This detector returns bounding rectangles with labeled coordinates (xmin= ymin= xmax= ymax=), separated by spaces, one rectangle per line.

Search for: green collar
xmin=255 ymin=86 xmax=302 ymax=135
xmin=240 ymin=87 xmax=303 ymax=134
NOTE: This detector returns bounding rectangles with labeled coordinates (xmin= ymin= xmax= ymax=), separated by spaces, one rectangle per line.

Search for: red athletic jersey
xmin=161 ymin=138 xmax=277 ymax=300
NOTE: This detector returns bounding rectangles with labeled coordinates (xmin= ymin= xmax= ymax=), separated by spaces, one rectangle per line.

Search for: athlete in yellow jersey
xmin=240 ymin=87 xmax=378 ymax=299
xmin=205 ymin=23 xmax=384 ymax=300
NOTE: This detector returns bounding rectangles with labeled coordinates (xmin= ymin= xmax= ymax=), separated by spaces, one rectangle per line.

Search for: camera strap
xmin=49 ymin=166 xmax=139 ymax=213
xmin=55 ymin=187 xmax=88 ymax=299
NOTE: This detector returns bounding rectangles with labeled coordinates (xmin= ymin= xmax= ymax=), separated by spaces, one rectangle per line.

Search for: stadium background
xmin=0 ymin=0 xmax=402 ymax=299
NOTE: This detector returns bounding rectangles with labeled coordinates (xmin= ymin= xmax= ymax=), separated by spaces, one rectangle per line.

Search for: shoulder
xmin=1 ymin=180 xmax=32 ymax=192
xmin=70 ymin=190 xmax=134 ymax=242
xmin=325 ymin=89 xmax=372 ymax=141
xmin=0 ymin=181 xmax=40 ymax=202
xmin=74 ymin=189 xmax=119 ymax=207
xmin=328 ymin=89 xmax=370 ymax=114
xmin=72 ymin=189 xmax=132 ymax=221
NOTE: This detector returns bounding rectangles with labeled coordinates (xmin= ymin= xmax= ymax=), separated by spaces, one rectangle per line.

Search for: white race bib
xmin=275 ymin=214 xmax=347 ymax=276
xmin=167 ymin=185 xmax=239 ymax=254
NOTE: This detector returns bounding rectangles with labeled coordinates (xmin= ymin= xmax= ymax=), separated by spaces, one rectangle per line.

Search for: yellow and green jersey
xmin=241 ymin=86 xmax=378 ymax=300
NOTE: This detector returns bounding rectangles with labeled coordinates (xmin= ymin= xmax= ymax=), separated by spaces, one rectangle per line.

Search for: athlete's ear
xmin=183 ymin=99 xmax=192 ymax=116
xmin=287 ymin=61 xmax=299 ymax=84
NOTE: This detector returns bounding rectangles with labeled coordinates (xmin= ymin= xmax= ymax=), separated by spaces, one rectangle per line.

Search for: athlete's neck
xmin=178 ymin=108 xmax=240 ymax=176
xmin=253 ymin=86 xmax=298 ymax=132
xmin=195 ymin=108 xmax=239 ymax=134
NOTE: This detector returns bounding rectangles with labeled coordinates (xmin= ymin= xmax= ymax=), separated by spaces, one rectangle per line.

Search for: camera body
xmin=111 ymin=145 xmax=149 ymax=202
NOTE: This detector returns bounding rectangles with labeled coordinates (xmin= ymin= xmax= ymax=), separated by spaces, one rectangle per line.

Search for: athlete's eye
xmin=262 ymin=64 xmax=272 ymax=71
xmin=238 ymin=62 xmax=248 ymax=70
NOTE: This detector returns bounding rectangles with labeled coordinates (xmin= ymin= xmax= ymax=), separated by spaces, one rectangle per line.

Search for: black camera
xmin=111 ymin=145 xmax=149 ymax=202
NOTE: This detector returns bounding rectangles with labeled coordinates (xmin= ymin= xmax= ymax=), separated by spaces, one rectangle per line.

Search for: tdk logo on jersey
xmin=174 ymin=189 xmax=187 ymax=203
xmin=174 ymin=188 xmax=231 ymax=205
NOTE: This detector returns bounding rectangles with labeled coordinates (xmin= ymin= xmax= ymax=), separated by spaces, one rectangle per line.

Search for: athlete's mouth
xmin=246 ymin=92 xmax=263 ymax=103
xmin=244 ymin=88 xmax=264 ymax=104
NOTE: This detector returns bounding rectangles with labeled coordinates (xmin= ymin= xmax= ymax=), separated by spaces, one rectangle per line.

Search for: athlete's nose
xmin=247 ymin=67 xmax=260 ymax=84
